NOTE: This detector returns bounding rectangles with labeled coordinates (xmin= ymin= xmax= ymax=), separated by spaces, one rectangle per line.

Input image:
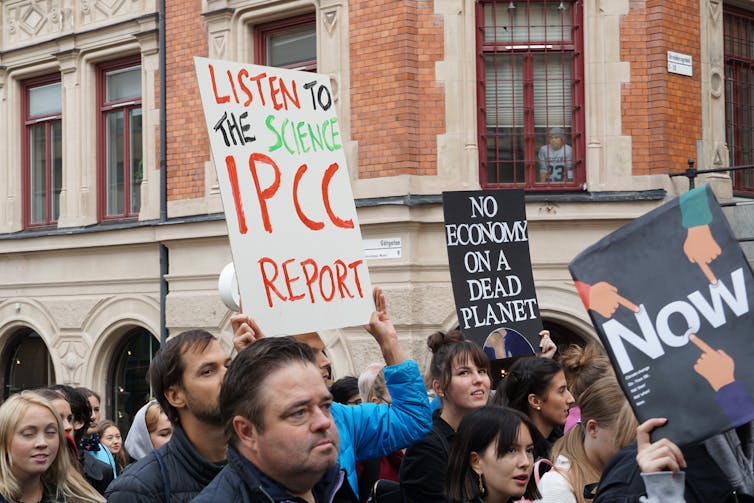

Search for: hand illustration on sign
xmin=574 ymin=281 xmax=640 ymax=318
xmin=683 ymin=225 xmax=721 ymax=284
xmin=689 ymin=333 xmax=754 ymax=428
xmin=680 ymin=187 xmax=722 ymax=284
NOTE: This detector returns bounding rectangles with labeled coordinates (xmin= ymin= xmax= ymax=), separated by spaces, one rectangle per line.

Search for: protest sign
xmin=443 ymin=190 xmax=542 ymax=357
xmin=569 ymin=185 xmax=754 ymax=445
xmin=194 ymin=57 xmax=373 ymax=335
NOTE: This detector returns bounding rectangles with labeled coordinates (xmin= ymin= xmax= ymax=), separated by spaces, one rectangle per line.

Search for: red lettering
xmin=259 ymin=258 xmax=287 ymax=307
xmin=348 ymin=259 xmax=365 ymax=298
xmin=225 ymin=156 xmax=248 ymax=234
xmin=248 ymin=153 xmax=281 ymax=233
xmin=279 ymin=79 xmax=300 ymax=110
xmin=282 ymin=258 xmax=306 ymax=301
xmin=322 ymin=163 xmax=354 ymax=229
xmin=269 ymin=76 xmax=283 ymax=111
xmin=226 ymin=70 xmax=240 ymax=103
xmin=209 ymin=64 xmax=230 ymax=104
xmin=319 ymin=265 xmax=335 ymax=301
xmin=250 ymin=73 xmax=267 ymax=106
xmin=301 ymin=258 xmax=319 ymax=304
xmin=293 ymin=164 xmax=324 ymax=231
xmin=238 ymin=69 xmax=253 ymax=106
xmin=334 ymin=260 xmax=354 ymax=298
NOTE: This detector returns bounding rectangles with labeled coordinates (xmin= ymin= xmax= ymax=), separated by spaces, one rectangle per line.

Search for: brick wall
xmin=350 ymin=0 xmax=445 ymax=178
xmin=165 ymin=1 xmax=209 ymax=200
xmin=621 ymin=0 xmax=702 ymax=175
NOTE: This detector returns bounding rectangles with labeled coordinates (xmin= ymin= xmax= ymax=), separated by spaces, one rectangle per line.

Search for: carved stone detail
xmin=57 ymin=339 xmax=89 ymax=384
xmin=323 ymin=9 xmax=337 ymax=34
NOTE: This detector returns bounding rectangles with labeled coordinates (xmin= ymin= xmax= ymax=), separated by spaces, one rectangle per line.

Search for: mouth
xmin=32 ymin=454 xmax=49 ymax=464
xmin=312 ymin=438 xmax=335 ymax=450
xmin=470 ymin=389 xmax=486 ymax=399
xmin=513 ymin=474 xmax=530 ymax=486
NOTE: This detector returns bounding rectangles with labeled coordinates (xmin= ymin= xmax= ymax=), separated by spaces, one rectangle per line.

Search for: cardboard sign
xmin=443 ymin=190 xmax=542 ymax=356
xmin=569 ymin=185 xmax=754 ymax=446
xmin=195 ymin=57 xmax=373 ymax=335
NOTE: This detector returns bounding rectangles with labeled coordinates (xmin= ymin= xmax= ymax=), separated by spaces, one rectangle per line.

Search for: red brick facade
xmin=165 ymin=1 xmax=209 ymax=200
xmin=621 ymin=0 xmax=702 ymax=175
xmin=350 ymin=0 xmax=445 ymax=178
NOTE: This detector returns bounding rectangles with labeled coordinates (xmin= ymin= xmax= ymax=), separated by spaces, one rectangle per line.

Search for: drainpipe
xmin=158 ymin=0 xmax=168 ymax=346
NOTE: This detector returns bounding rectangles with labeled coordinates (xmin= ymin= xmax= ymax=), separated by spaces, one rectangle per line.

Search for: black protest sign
xmin=569 ymin=185 xmax=754 ymax=446
xmin=443 ymin=190 xmax=542 ymax=357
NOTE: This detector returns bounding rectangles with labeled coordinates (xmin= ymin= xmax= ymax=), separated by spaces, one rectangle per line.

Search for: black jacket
xmin=104 ymin=425 xmax=226 ymax=502
xmin=193 ymin=444 xmax=358 ymax=503
xmin=399 ymin=413 xmax=455 ymax=503
xmin=594 ymin=441 xmax=754 ymax=503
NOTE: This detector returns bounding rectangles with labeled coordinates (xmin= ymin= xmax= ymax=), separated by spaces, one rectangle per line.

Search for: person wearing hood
xmin=124 ymin=400 xmax=173 ymax=461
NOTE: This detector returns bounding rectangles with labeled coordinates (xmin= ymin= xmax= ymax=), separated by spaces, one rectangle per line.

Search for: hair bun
xmin=426 ymin=329 xmax=465 ymax=353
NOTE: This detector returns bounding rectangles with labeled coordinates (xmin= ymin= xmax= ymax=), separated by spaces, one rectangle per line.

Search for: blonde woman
xmin=537 ymin=376 xmax=638 ymax=503
xmin=0 ymin=391 xmax=105 ymax=503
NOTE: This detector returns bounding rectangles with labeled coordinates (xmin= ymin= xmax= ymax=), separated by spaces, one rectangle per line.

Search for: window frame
xmin=21 ymin=74 xmax=63 ymax=228
xmin=96 ymin=57 xmax=143 ymax=221
xmin=724 ymin=5 xmax=754 ymax=196
xmin=254 ymin=13 xmax=317 ymax=71
xmin=476 ymin=0 xmax=585 ymax=191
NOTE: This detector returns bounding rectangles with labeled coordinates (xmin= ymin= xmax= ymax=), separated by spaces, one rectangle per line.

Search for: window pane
xmin=484 ymin=2 xmax=572 ymax=43
xmin=130 ymin=108 xmax=143 ymax=214
xmin=29 ymin=124 xmax=47 ymax=224
xmin=51 ymin=121 xmax=62 ymax=221
xmin=533 ymin=53 xmax=572 ymax=128
xmin=106 ymin=111 xmax=125 ymax=216
xmin=485 ymin=54 xmax=524 ymax=126
xmin=106 ymin=66 xmax=142 ymax=102
xmin=29 ymin=82 xmax=61 ymax=117
xmin=268 ymin=25 xmax=316 ymax=67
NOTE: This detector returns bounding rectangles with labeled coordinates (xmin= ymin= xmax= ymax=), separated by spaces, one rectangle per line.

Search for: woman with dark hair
xmin=47 ymin=385 xmax=114 ymax=494
xmin=493 ymin=356 xmax=575 ymax=460
xmin=76 ymin=388 xmax=117 ymax=480
xmin=445 ymin=406 xmax=541 ymax=503
xmin=400 ymin=330 xmax=491 ymax=503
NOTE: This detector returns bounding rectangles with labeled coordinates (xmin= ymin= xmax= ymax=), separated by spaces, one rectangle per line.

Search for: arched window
xmin=109 ymin=327 xmax=159 ymax=436
xmin=2 ymin=328 xmax=55 ymax=399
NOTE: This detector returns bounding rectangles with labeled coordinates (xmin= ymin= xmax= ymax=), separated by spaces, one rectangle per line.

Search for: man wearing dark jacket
xmin=105 ymin=329 xmax=230 ymax=502
xmin=193 ymin=337 xmax=358 ymax=503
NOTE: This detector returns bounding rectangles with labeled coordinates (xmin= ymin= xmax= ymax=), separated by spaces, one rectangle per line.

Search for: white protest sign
xmin=194 ymin=57 xmax=373 ymax=335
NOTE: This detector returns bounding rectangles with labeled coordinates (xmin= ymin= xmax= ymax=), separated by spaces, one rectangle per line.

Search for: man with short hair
xmin=537 ymin=126 xmax=573 ymax=183
xmin=105 ymin=329 xmax=231 ymax=502
xmin=194 ymin=337 xmax=358 ymax=502
xmin=231 ymin=287 xmax=432 ymax=499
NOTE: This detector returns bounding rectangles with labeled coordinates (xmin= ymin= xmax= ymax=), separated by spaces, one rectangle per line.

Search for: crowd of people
xmin=1 ymin=287 xmax=752 ymax=502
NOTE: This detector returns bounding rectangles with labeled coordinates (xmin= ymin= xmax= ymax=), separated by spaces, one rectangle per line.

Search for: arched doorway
xmin=2 ymin=328 xmax=55 ymax=399
xmin=109 ymin=327 xmax=160 ymax=435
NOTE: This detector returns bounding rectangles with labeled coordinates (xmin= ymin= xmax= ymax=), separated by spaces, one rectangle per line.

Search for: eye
xmin=479 ymin=369 xmax=488 ymax=375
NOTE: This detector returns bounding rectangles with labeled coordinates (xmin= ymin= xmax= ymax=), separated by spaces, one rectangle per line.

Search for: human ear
xmin=164 ymin=385 xmax=185 ymax=410
xmin=470 ymin=451 xmax=483 ymax=475
xmin=233 ymin=415 xmax=258 ymax=450
xmin=527 ymin=393 xmax=542 ymax=411
xmin=586 ymin=418 xmax=599 ymax=438
xmin=432 ymin=379 xmax=444 ymax=398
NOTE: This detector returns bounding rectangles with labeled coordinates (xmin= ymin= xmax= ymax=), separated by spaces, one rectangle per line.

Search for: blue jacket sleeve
xmin=332 ymin=359 xmax=431 ymax=497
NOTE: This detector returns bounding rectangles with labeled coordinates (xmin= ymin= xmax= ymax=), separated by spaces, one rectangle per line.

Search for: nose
xmin=34 ymin=433 xmax=48 ymax=448
xmin=318 ymin=350 xmax=331 ymax=370
xmin=565 ymin=389 xmax=575 ymax=406
xmin=310 ymin=406 xmax=333 ymax=433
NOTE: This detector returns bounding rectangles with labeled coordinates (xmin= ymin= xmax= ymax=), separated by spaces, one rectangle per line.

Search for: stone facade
xmin=0 ymin=0 xmax=750 ymax=416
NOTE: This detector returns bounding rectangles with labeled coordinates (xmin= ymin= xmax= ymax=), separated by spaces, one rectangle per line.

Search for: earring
xmin=478 ymin=473 xmax=486 ymax=496
xmin=536 ymin=406 xmax=541 ymax=410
